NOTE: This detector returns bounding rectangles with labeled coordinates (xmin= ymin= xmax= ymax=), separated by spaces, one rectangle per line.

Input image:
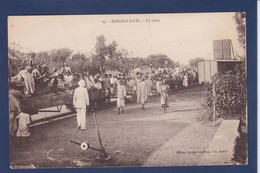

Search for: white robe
xmin=156 ymin=81 xmax=162 ymax=94
xmin=137 ymin=81 xmax=148 ymax=104
xmin=16 ymin=113 xmax=30 ymax=137
xmin=136 ymin=79 xmax=141 ymax=99
xmin=183 ymin=75 xmax=188 ymax=87
xmin=117 ymin=85 xmax=126 ymax=108
xmin=17 ymin=70 xmax=35 ymax=94
xmin=146 ymin=79 xmax=153 ymax=96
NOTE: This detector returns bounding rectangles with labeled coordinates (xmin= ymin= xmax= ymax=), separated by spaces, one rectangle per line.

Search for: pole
xmin=212 ymin=81 xmax=216 ymax=122
xmin=92 ymin=110 xmax=104 ymax=150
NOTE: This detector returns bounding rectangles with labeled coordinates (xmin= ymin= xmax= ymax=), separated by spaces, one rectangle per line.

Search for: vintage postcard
xmin=8 ymin=12 xmax=247 ymax=168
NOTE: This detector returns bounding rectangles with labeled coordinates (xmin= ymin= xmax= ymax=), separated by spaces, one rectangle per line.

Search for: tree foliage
xmin=9 ymin=35 xmax=179 ymax=79
xmin=50 ymin=48 xmax=73 ymax=67
xmin=95 ymin=35 xmax=107 ymax=72
xmin=8 ymin=42 xmax=28 ymax=78
xmin=233 ymin=12 xmax=246 ymax=49
xmin=67 ymin=53 xmax=89 ymax=74
xmin=188 ymin=57 xmax=204 ymax=68
xmin=147 ymin=54 xmax=176 ymax=69
xmin=203 ymin=62 xmax=247 ymax=120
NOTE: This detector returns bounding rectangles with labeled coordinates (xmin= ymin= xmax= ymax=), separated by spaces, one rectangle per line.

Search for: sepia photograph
xmin=8 ymin=12 xmax=247 ymax=168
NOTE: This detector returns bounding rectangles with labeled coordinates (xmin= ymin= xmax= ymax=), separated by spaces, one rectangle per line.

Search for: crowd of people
xmin=71 ymin=65 xmax=198 ymax=129
xmin=9 ymin=57 xmax=199 ymax=134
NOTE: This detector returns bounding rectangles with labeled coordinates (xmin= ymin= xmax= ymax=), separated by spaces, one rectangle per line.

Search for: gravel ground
xmin=10 ymin=87 xmax=219 ymax=168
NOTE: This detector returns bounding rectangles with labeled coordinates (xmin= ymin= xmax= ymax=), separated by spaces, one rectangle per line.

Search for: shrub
xmin=203 ymin=62 xmax=247 ymax=120
xmin=232 ymin=120 xmax=248 ymax=164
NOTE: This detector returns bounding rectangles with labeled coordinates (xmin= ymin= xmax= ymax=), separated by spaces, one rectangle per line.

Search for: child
xmin=117 ymin=79 xmax=126 ymax=114
xmin=161 ymin=79 xmax=170 ymax=108
xmin=73 ymin=80 xmax=89 ymax=130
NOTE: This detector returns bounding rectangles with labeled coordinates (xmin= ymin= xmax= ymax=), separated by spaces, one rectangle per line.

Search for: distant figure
xmin=60 ymin=63 xmax=72 ymax=75
xmin=109 ymin=74 xmax=117 ymax=96
xmin=156 ymin=78 xmax=162 ymax=96
xmin=64 ymin=71 xmax=73 ymax=88
xmin=183 ymin=74 xmax=188 ymax=88
xmin=129 ymin=77 xmax=137 ymax=100
xmin=136 ymin=74 xmax=142 ymax=102
xmin=104 ymin=74 xmax=111 ymax=102
xmin=137 ymin=76 xmax=148 ymax=110
xmin=73 ymin=80 xmax=89 ymax=130
xmin=92 ymin=75 xmax=102 ymax=89
xmin=72 ymin=73 xmax=81 ymax=89
xmin=85 ymin=74 xmax=94 ymax=90
xmin=32 ymin=64 xmax=41 ymax=80
xmin=145 ymin=76 xmax=153 ymax=102
xmin=22 ymin=52 xmax=35 ymax=67
xmin=161 ymin=79 xmax=170 ymax=108
xmin=117 ymin=79 xmax=126 ymax=114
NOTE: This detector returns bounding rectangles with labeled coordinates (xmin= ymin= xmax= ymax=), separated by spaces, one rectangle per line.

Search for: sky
xmin=8 ymin=12 xmax=246 ymax=64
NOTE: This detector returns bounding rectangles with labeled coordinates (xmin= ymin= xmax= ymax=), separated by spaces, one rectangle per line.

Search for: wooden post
xmin=92 ymin=110 xmax=104 ymax=150
xmin=212 ymin=81 xmax=216 ymax=122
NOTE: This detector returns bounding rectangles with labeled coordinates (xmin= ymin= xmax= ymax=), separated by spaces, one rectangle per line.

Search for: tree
xmin=233 ymin=12 xmax=246 ymax=49
xmin=106 ymin=40 xmax=118 ymax=59
xmin=66 ymin=53 xmax=88 ymax=74
xmin=95 ymin=35 xmax=107 ymax=72
xmin=35 ymin=51 xmax=51 ymax=66
xmin=8 ymin=42 xmax=28 ymax=79
xmin=105 ymin=48 xmax=130 ymax=73
xmin=188 ymin=57 xmax=204 ymax=68
xmin=94 ymin=35 xmax=132 ymax=73
xmin=147 ymin=54 xmax=176 ymax=69
xmin=50 ymin=48 xmax=73 ymax=69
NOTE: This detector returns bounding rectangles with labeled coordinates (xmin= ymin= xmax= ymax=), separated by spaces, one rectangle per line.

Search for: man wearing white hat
xmin=73 ymin=80 xmax=89 ymax=130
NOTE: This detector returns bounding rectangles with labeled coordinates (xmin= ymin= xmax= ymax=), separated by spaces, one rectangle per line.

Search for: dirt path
xmin=10 ymin=89 xmax=219 ymax=168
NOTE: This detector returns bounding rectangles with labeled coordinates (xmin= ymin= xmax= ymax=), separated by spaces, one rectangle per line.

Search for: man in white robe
xmin=145 ymin=76 xmax=153 ymax=102
xmin=137 ymin=76 xmax=148 ymax=110
xmin=117 ymin=79 xmax=126 ymax=114
xmin=17 ymin=66 xmax=35 ymax=96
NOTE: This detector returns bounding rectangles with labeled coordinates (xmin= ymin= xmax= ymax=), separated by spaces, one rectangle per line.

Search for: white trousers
xmin=76 ymin=108 xmax=87 ymax=128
